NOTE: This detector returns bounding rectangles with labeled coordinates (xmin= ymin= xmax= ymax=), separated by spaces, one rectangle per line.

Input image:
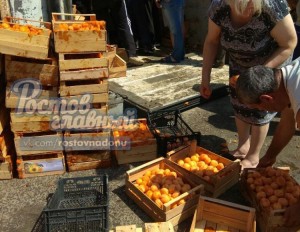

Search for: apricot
xmin=177 ymin=159 xmax=185 ymax=167
xmin=276 ymin=176 xmax=286 ymax=187
xmin=184 ymin=157 xmax=191 ymax=163
xmin=172 ymin=191 xmax=180 ymax=198
xmin=247 ymin=177 xmax=254 ymax=185
xmin=272 ymin=202 xmax=282 ymax=210
xmin=256 ymin=191 xmax=266 ymax=200
xmin=254 ymin=178 xmax=263 ymax=186
xmin=266 ymin=166 xmax=276 ymax=177
xmin=260 ymin=198 xmax=271 ymax=208
xmin=210 ymin=159 xmax=218 ymax=167
xmin=146 ymin=190 xmax=153 ymax=199
xmin=270 ymin=182 xmax=279 ymax=190
xmin=161 ymin=194 xmax=171 ymax=204
xmin=268 ymin=195 xmax=278 ymax=204
xmin=278 ymin=198 xmax=289 ymax=207
xmin=181 ymin=184 xmax=191 ymax=192
xmin=274 ymin=189 xmax=285 ymax=198
xmin=264 ymin=186 xmax=274 ymax=197
xmin=216 ymin=162 xmax=225 ymax=170
xmin=191 ymin=155 xmax=199 ymax=162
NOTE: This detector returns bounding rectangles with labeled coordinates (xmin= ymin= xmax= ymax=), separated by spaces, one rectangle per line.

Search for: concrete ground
xmin=1 ymin=52 xmax=300 ymax=232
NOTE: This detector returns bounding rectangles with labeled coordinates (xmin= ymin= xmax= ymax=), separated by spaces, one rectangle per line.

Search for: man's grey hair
xmin=236 ymin=65 xmax=279 ymax=104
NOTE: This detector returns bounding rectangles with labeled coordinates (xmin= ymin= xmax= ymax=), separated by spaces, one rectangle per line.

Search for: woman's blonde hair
xmin=226 ymin=0 xmax=263 ymax=15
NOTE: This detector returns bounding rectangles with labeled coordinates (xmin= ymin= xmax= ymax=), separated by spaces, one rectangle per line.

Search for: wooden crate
xmin=240 ymin=168 xmax=300 ymax=232
xmin=166 ymin=141 xmax=241 ymax=197
xmin=112 ymin=118 xmax=157 ymax=165
xmin=52 ymin=13 xmax=107 ymax=53
xmin=109 ymin=54 xmax=127 ymax=78
xmin=109 ymin=222 xmax=174 ymax=232
xmin=5 ymin=86 xmax=58 ymax=109
xmin=66 ymin=150 xmax=112 ymax=172
xmin=14 ymin=131 xmax=63 ymax=156
xmin=58 ymin=52 xmax=108 ymax=72
xmin=16 ymin=152 xmax=65 ymax=179
xmin=10 ymin=111 xmax=59 ymax=133
xmin=190 ymin=196 xmax=256 ymax=232
xmin=5 ymin=55 xmax=58 ymax=86
xmin=126 ymin=157 xmax=204 ymax=226
xmin=0 ymin=17 xmax=51 ymax=59
xmin=60 ymin=77 xmax=108 ymax=97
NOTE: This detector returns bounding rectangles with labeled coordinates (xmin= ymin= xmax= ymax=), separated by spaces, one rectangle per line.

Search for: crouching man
xmin=236 ymin=57 xmax=300 ymax=227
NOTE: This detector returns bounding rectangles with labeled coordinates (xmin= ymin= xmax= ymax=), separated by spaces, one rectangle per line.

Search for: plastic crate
xmin=43 ymin=175 xmax=109 ymax=232
xmin=148 ymin=110 xmax=201 ymax=157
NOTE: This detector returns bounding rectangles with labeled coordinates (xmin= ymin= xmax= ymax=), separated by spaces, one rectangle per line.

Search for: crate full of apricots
xmin=125 ymin=157 xmax=204 ymax=226
xmin=0 ymin=17 xmax=52 ymax=59
xmin=241 ymin=167 xmax=300 ymax=232
xmin=112 ymin=118 xmax=157 ymax=164
xmin=167 ymin=140 xmax=241 ymax=197
xmin=52 ymin=13 xmax=107 ymax=53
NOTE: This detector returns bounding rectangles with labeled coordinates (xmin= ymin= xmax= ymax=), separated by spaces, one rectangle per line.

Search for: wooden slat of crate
xmin=60 ymin=67 xmax=108 ymax=81
xmin=114 ymin=141 xmax=157 ymax=165
xmin=14 ymin=132 xmax=63 ymax=156
xmin=5 ymin=55 xmax=58 ymax=86
xmin=10 ymin=111 xmax=59 ymax=133
xmin=109 ymin=222 xmax=174 ymax=232
xmin=109 ymin=54 xmax=126 ymax=78
xmin=66 ymin=150 xmax=112 ymax=172
xmin=58 ymin=52 xmax=108 ymax=71
xmin=0 ymin=19 xmax=51 ymax=59
xmin=64 ymin=131 xmax=111 ymax=150
xmin=126 ymin=157 xmax=204 ymax=226
xmin=17 ymin=152 xmax=65 ymax=179
xmin=5 ymin=87 xmax=58 ymax=109
xmin=240 ymin=168 xmax=300 ymax=232
xmin=190 ymin=196 xmax=256 ymax=232
xmin=167 ymin=141 xmax=241 ymax=197
xmin=52 ymin=13 xmax=106 ymax=53
xmin=59 ymin=78 xmax=108 ymax=97
xmin=60 ymin=93 xmax=109 ymax=106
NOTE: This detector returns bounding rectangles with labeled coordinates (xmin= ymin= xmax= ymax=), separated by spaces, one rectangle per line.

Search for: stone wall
xmin=185 ymin=0 xmax=210 ymax=52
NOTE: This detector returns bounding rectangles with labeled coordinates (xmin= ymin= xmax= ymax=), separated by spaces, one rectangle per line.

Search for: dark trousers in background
xmin=126 ymin=0 xmax=155 ymax=50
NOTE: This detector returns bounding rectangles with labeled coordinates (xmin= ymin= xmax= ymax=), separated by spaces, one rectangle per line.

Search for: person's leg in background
xmin=108 ymin=0 xmax=144 ymax=66
xmin=127 ymin=0 xmax=156 ymax=55
xmin=161 ymin=0 xmax=185 ymax=63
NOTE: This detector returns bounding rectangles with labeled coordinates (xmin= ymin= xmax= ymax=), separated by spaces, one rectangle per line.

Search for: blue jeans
xmin=161 ymin=0 xmax=185 ymax=61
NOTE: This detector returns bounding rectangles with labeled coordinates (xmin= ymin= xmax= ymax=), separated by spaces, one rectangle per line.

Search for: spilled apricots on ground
xmin=133 ymin=168 xmax=195 ymax=209
xmin=246 ymin=166 xmax=300 ymax=210
xmin=176 ymin=153 xmax=225 ymax=182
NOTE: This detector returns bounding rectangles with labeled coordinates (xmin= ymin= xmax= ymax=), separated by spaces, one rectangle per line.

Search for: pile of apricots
xmin=112 ymin=121 xmax=154 ymax=141
xmin=56 ymin=21 xmax=106 ymax=31
xmin=134 ymin=167 xmax=194 ymax=209
xmin=246 ymin=166 xmax=300 ymax=210
xmin=0 ymin=22 xmax=44 ymax=35
xmin=176 ymin=153 xmax=225 ymax=182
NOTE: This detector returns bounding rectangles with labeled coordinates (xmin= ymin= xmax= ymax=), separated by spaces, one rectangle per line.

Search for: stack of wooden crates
xmin=0 ymin=17 xmax=65 ymax=178
xmin=52 ymin=13 xmax=112 ymax=171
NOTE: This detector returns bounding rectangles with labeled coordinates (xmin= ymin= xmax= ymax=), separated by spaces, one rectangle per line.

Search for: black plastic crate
xmin=148 ymin=110 xmax=201 ymax=157
xmin=43 ymin=175 xmax=109 ymax=232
